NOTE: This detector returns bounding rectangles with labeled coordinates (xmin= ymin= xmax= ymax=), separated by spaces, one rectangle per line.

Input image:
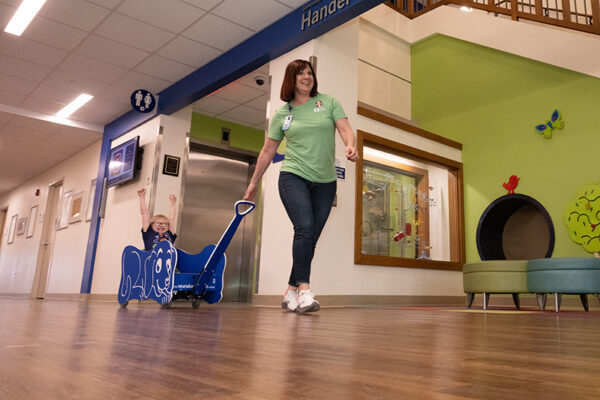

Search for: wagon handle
xmin=235 ymin=200 xmax=255 ymax=216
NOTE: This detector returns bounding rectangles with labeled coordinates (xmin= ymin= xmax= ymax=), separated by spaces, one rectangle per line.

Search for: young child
xmin=137 ymin=188 xmax=178 ymax=251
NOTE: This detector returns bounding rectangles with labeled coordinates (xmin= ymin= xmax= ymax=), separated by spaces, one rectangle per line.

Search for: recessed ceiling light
xmin=460 ymin=6 xmax=473 ymax=12
xmin=56 ymin=94 xmax=94 ymax=118
xmin=4 ymin=0 xmax=47 ymax=36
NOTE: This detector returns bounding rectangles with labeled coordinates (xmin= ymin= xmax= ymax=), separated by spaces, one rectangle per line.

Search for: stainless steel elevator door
xmin=178 ymin=151 xmax=253 ymax=302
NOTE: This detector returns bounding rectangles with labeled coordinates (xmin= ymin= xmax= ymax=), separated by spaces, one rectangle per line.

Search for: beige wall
xmin=0 ymin=106 xmax=191 ymax=297
xmin=256 ymin=20 xmax=463 ymax=297
xmin=0 ymin=141 xmax=101 ymax=295
xmin=362 ymin=4 xmax=600 ymax=78
xmin=358 ymin=18 xmax=411 ymax=120
xmin=91 ymin=107 xmax=191 ymax=295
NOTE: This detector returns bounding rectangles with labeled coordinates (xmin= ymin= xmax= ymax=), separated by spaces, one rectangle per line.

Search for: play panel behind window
xmin=355 ymin=130 xmax=465 ymax=271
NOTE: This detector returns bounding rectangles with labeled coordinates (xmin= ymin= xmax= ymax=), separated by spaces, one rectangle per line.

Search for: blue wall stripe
xmin=81 ymin=0 xmax=386 ymax=293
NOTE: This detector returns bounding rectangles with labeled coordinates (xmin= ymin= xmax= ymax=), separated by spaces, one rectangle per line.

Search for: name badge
xmin=282 ymin=114 xmax=292 ymax=131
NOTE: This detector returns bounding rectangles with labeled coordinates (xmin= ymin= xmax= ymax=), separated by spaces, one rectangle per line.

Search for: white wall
xmin=0 ymin=106 xmax=192 ymax=297
xmin=0 ymin=141 xmax=101 ymax=294
xmin=91 ymin=117 xmax=160 ymax=295
xmin=91 ymin=107 xmax=191 ymax=295
xmin=257 ymin=20 xmax=464 ymax=297
xmin=362 ymin=4 xmax=600 ymax=78
xmin=358 ymin=18 xmax=411 ymax=120
xmin=154 ymin=105 xmax=191 ymax=224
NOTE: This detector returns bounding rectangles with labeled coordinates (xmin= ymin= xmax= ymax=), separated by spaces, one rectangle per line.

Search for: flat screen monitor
xmin=107 ymin=136 xmax=140 ymax=188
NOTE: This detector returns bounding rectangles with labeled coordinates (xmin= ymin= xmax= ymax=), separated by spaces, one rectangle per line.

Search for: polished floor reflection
xmin=1 ymin=298 xmax=600 ymax=399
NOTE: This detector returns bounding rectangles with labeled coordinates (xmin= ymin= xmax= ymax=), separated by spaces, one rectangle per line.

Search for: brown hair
xmin=280 ymin=59 xmax=318 ymax=102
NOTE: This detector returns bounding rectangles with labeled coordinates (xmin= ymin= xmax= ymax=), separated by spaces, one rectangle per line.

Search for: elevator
xmin=177 ymin=143 xmax=257 ymax=302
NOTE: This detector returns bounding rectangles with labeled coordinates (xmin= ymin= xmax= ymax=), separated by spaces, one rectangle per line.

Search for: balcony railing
xmin=386 ymin=0 xmax=600 ymax=35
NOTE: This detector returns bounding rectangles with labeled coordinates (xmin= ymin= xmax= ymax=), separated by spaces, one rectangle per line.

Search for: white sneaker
xmin=282 ymin=289 xmax=298 ymax=312
xmin=296 ymin=289 xmax=320 ymax=314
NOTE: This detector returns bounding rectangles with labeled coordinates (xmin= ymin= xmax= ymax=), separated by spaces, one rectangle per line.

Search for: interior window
xmin=355 ymin=130 xmax=465 ymax=271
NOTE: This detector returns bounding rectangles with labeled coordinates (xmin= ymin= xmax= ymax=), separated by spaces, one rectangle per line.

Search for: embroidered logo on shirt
xmin=313 ymin=100 xmax=323 ymax=112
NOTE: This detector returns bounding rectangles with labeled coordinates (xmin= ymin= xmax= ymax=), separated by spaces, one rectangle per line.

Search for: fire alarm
xmin=35 ymin=189 xmax=40 ymax=196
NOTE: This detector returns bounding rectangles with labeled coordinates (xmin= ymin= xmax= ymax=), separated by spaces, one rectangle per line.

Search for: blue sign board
xmin=130 ymin=89 xmax=156 ymax=113
xmin=336 ymin=166 xmax=345 ymax=180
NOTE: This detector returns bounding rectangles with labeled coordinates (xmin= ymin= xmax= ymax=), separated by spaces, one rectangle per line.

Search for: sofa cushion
xmin=527 ymin=258 xmax=600 ymax=293
xmin=463 ymin=260 xmax=528 ymax=274
xmin=463 ymin=260 xmax=528 ymax=293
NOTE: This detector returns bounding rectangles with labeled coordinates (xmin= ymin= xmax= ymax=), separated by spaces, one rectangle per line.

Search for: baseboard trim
xmin=252 ymin=294 xmax=467 ymax=308
xmin=3 ymin=293 xmax=598 ymax=311
xmin=44 ymin=293 xmax=117 ymax=302
xmin=0 ymin=293 xmax=30 ymax=298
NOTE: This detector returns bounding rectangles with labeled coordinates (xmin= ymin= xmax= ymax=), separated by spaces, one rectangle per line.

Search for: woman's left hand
xmin=346 ymin=145 xmax=358 ymax=162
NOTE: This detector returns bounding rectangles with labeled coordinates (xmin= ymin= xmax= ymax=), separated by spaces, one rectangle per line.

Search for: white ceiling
xmin=0 ymin=0 xmax=306 ymax=196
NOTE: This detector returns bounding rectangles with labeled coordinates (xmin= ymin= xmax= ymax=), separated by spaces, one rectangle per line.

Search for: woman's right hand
xmin=243 ymin=183 xmax=258 ymax=201
xmin=137 ymin=188 xmax=146 ymax=197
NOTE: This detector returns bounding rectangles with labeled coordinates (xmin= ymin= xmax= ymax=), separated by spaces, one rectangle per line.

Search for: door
xmin=31 ymin=182 xmax=62 ymax=299
xmin=0 ymin=208 xmax=6 ymax=249
xmin=178 ymin=146 xmax=255 ymax=302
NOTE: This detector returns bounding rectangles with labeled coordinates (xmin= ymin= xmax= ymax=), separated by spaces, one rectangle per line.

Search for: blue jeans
xmin=278 ymin=171 xmax=337 ymax=286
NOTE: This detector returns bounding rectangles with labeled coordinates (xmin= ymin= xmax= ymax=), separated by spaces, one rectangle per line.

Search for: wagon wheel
xmin=161 ymin=301 xmax=173 ymax=309
xmin=192 ymin=297 xmax=201 ymax=309
xmin=119 ymin=301 xmax=129 ymax=308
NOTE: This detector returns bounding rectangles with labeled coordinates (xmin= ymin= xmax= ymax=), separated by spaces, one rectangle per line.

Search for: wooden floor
xmin=2 ymin=298 xmax=600 ymax=399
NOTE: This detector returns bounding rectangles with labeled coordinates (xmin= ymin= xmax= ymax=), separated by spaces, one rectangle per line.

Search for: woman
xmin=243 ymin=59 xmax=358 ymax=314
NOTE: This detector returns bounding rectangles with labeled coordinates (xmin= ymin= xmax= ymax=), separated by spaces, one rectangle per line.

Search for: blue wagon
xmin=118 ymin=200 xmax=255 ymax=308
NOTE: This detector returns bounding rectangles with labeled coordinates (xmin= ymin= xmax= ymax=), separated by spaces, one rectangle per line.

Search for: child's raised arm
xmin=168 ymin=194 xmax=177 ymax=234
xmin=137 ymin=188 xmax=150 ymax=232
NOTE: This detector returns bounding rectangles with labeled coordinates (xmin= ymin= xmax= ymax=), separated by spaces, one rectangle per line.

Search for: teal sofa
xmin=527 ymin=257 xmax=600 ymax=312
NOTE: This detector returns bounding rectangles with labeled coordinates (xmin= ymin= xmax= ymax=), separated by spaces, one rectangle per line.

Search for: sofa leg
xmin=512 ymin=293 xmax=520 ymax=310
xmin=536 ymin=293 xmax=547 ymax=310
xmin=466 ymin=293 xmax=474 ymax=309
xmin=580 ymin=294 xmax=589 ymax=312
xmin=483 ymin=292 xmax=490 ymax=310
xmin=554 ymin=293 xmax=562 ymax=312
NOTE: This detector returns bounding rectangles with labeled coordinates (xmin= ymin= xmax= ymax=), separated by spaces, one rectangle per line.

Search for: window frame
xmin=355 ymin=129 xmax=465 ymax=271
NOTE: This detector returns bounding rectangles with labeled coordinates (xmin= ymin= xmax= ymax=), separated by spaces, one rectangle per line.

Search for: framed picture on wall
xmin=85 ymin=179 xmax=96 ymax=221
xmin=7 ymin=214 xmax=17 ymax=244
xmin=69 ymin=191 xmax=84 ymax=223
xmin=26 ymin=205 xmax=38 ymax=238
xmin=163 ymin=155 xmax=180 ymax=177
xmin=57 ymin=190 xmax=72 ymax=230
xmin=16 ymin=217 xmax=27 ymax=235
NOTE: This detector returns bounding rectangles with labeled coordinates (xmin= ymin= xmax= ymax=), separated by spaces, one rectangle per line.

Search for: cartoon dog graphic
xmin=118 ymin=241 xmax=177 ymax=306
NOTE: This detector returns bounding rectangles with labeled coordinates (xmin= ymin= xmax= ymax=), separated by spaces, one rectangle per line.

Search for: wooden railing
xmin=386 ymin=0 xmax=600 ymax=35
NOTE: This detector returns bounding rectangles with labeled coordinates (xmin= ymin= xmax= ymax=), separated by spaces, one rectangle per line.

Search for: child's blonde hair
xmin=150 ymin=214 xmax=169 ymax=225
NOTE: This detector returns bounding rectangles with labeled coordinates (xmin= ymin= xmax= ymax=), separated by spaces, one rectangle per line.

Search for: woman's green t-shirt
xmin=268 ymin=93 xmax=346 ymax=183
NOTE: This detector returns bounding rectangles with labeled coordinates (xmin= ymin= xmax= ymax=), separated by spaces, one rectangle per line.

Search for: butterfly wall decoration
xmin=535 ymin=109 xmax=564 ymax=139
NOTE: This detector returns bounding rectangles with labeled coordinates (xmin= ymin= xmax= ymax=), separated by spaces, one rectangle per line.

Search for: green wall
xmin=412 ymin=34 xmax=600 ymax=262
xmin=190 ymin=112 xmax=265 ymax=153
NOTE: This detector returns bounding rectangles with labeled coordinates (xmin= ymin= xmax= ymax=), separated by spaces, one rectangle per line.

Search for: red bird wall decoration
xmin=503 ymin=175 xmax=520 ymax=194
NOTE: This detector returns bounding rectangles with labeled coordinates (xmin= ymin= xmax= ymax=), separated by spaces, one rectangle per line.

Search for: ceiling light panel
xmin=4 ymin=0 xmax=47 ymax=36
xmin=56 ymin=94 xmax=94 ymax=118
